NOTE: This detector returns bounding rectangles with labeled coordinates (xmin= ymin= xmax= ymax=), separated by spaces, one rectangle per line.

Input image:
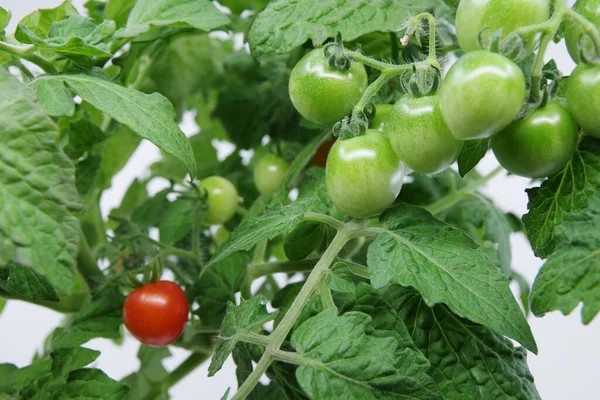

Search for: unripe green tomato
xmin=326 ymin=130 xmax=404 ymax=218
xmin=214 ymin=226 xmax=230 ymax=247
xmin=566 ymin=63 xmax=600 ymax=138
xmin=491 ymin=102 xmax=578 ymax=178
xmin=385 ymin=95 xmax=464 ymax=174
xmin=440 ymin=51 xmax=526 ymax=140
xmin=456 ymin=0 xmax=550 ymax=52
xmin=253 ymin=154 xmax=290 ymax=195
xmin=289 ymin=48 xmax=368 ymax=125
xmin=371 ymin=104 xmax=393 ymax=131
xmin=199 ymin=176 xmax=238 ymax=225
xmin=565 ymin=0 xmax=600 ymax=63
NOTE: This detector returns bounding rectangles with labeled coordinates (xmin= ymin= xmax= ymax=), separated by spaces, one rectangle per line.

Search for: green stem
xmin=270 ymin=349 xmax=309 ymax=365
xmin=248 ymin=257 xmax=369 ymax=281
xmin=426 ymin=166 xmax=504 ymax=215
xmin=304 ymin=211 xmax=345 ymax=230
xmin=0 ymin=41 xmax=57 ymax=73
xmin=164 ymin=352 xmax=211 ymax=389
xmin=565 ymin=7 xmax=600 ymax=58
xmin=317 ymin=280 xmax=336 ymax=310
xmin=125 ymin=235 xmax=200 ymax=266
xmin=77 ymin=231 xmax=106 ymax=290
xmin=232 ymin=229 xmax=351 ymax=400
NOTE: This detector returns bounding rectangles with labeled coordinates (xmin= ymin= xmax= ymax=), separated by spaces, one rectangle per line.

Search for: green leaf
xmin=209 ymin=296 xmax=273 ymax=376
xmin=375 ymin=284 xmax=541 ymax=400
xmin=95 ymin=124 xmax=141 ymax=190
xmin=33 ymin=74 xmax=197 ymax=177
xmin=0 ymin=360 xmax=52 ymax=392
xmin=291 ymin=309 xmax=441 ymax=400
xmin=283 ymin=221 xmax=324 ymax=261
xmin=220 ymin=0 xmax=271 ymax=14
xmin=190 ymin=253 xmax=249 ymax=329
xmin=531 ymin=200 xmax=600 ymax=324
xmin=15 ymin=1 xmax=78 ymax=40
xmin=31 ymin=78 xmax=75 ymax=117
xmin=248 ymin=0 xmax=433 ymax=56
xmin=17 ymin=16 xmax=115 ymax=63
xmin=109 ymin=179 xmax=148 ymax=224
xmin=368 ymin=203 xmax=537 ymax=353
xmin=116 ymin=0 xmax=230 ymax=39
xmin=61 ymin=368 xmax=128 ymax=399
xmin=0 ymin=263 xmax=59 ymax=302
xmin=0 ymin=8 xmax=10 ymax=36
xmin=50 ymin=347 xmax=101 ymax=378
xmin=51 ymin=285 xmax=124 ymax=349
xmin=0 ymin=67 xmax=81 ymax=294
xmin=105 ymin=0 xmax=137 ymax=29
xmin=158 ymin=198 xmax=193 ymax=245
xmin=121 ymin=346 xmax=170 ymax=400
xmin=446 ymin=195 xmax=514 ymax=278
xmin=0 ymin=298 xmax=6 ymax=315
xmin=457 ymin=139 xmax=489 ymax=177
xmin=523 ymin=137 xmax=600 ymax=258
xmin=206 ymin=199 xmax=319 ymax=268
xmin=325 ymin=262 xmax=357 ymax=294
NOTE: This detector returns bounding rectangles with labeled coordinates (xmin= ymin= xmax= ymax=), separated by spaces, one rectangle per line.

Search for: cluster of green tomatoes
xmin=288 ymin=0 xmax=600 ymax=219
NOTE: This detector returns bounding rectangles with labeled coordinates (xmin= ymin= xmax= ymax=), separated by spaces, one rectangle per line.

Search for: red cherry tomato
xmin=123 ymin=281 xmax=189 ymax=346
xmin=312 ymin=139 xmax=336 ymax=168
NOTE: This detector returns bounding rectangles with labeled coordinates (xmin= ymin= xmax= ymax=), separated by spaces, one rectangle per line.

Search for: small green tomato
xmin=253 ymin=154 xmax=290 ymax=195
xmin=199 ymin=176 xmax=238 ymax=225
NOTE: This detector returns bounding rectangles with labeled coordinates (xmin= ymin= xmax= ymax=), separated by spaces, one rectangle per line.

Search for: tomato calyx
xmin=399 ymin=64 xmax=441 ymax=97
xmin=333 ymin=112 xmax=369 ymax=140
xmin=323 ymin=35 xmax=352 ymax=71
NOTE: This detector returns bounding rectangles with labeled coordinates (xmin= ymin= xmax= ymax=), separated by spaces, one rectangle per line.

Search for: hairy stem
xmin=0 ymin=41 xmax=57 ymax=73
xmin=232 ymin=228 xmax=351 ymax=399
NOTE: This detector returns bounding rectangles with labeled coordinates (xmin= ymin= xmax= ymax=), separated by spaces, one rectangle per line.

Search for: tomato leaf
xmin=523 ymin=137 xmax=600 ymax=258
xmin=105 ymin=0 xmax=137 ymax=29
xmin=122 ymin=346 xmax=171 ymax=400
xmin=116 ymin=0 xmax=230 ymax=39
xmin=0 ymin=67 xmax=81 ymax=294
xmin=15 ymin=1 xmax=78 ymax=41
xmin=0 ymin=263 xmax=59 ymax=302
xmin=189 ymin=253 xmax=249 ymax=329
xmin=50 ymin=285 xmax=124 ymax=349
xmin=209 ymin=296 xmax=273 ymax=376
xmin=31 ymin=74 xmax=197 ymax=178
xmin=457 ymin=138 xmax=489 ymax=177
xmin=248 ymin=0 xmax=436 ymax=56
xmin=367 ymin=203 xmax=537 ymax=353
xmin=531 ymin=198 xmax=600 ymax=324
xmin=290 ymin=309 xmax=441 ymax=399
xmin=354 ymin=284 xmax=541 ymax=400
xmin=0 ymin=7 xmax=10 ymax=35
xmin=205 ymin=199 xmax=321 ymax=269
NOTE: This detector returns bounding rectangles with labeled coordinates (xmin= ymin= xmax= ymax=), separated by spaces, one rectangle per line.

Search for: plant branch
xmin=164 ymin=352 xmax=211 ymax=389
xmin=317 ymin=280 xmax=336 ymax=310
xmin=0 ymin=41 xmax=57 ymax=73
xmin=77 ymin=230 xmax=106 ymax=290
xmin=304 ymin=211 xmax=345 ymax=230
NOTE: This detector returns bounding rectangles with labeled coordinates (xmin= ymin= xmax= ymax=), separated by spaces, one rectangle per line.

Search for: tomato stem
xmin=0 ymin=41 xmax=57 ymax=73
xmin=317 ymin=280 xmax=336 ymax=310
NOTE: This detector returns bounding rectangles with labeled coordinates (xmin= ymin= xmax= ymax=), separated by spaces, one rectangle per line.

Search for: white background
xmin=1 ymin=1 xmax=599 ymax=399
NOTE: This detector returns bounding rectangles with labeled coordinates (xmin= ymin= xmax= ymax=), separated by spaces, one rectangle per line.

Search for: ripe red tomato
xmin=123 ymin=281 xmax=189 ymax=346
xmin=312 ymin=138 xmax=336 ymax=168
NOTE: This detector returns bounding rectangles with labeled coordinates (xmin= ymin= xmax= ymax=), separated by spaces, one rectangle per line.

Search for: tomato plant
xmin=440 ymin=50 xmax=526 ymax=140
xmin=385 ymin=95 xmax=463 ymax=174
xmin=566 ymin=63 xmax=600 ymax=138
xmin=456 ymin=0 xmax=550 ymax=52
xmin=123 ymin=281 xmax=189 ymax=347
xmin=253 ymin=153 xmax=290 ymax=194
xmin=199 ymin=176 xmax=239 ymax=224
xmin=326 ymin=129 xmax=404 ymax=218
xmin=2 ymin=1 xmax=600 ymax=399
xmin=491 ymin=102 xmax=579 ymax=178
xmin=289 ymin=48 xmax=368 ymax=124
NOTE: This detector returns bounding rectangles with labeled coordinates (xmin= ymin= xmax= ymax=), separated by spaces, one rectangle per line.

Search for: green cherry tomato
xmin=491 ymin=102 xmax=578 ymax=178
xmin=289 ymin=48 xmax=368 ymax=125
xmin=567 ymin=64 xmax=600 ymax=138
xmin=254 ymin=154 xmax=290 ymax=195
xmin=565 ymin=0 xmax=600 ymax=63
xmin=456 ymin=0 xmax=550 ymax=52
xmin=385 ymin=95 xmax=464 ymax=174
xmin=371 ymin=104 xmax=393 ymax=131
xmin=440 ymin=51 xmax=526 ymax=140
xmin=326 ymin=130 xmax=404 ymax=218
xmin=199 ymin=176 xmax=238 ymax=225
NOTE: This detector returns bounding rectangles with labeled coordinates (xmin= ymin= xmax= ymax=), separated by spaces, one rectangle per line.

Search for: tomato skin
xmin=371 ymin=104 xmax=394 ymax=131
xmin=565 ymin=0 xmax=600 ymax=63
xmin=289 ymin=48 xmax=368 ymax=124
xmin=253 ymin=154 xmax=290 ymax=195
xmin=566 ymin=64 xmax=600 ymax=138
xmin=312 ymin=139 xmax=336 ymax=168
xmin=326 ymin=130 xmax=404 ymax=218
xmin=440 ymin=51 xmax=526 ymax=140
xmin=385 ymin=95 xmax=463 ymax=174
xmin=456 ymin=0 xmax=550 ymax=52
xmin=491 ymin=102 xmax=578 ymax=178
xmin=199 ymin=176 xmax=238 ymax=225
xmin=123 ymin=281 xmax=189 ymax=347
